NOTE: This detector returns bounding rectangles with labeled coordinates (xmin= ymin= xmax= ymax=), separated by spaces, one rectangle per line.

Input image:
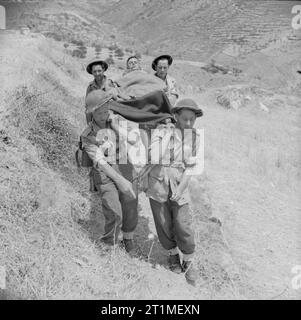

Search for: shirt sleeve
xmin=149 ymin=125 xmax=169 ymax=164
xmin=105 ymin=78 xmax=120 ymax=97
xmin=86 ymin=84 xmax=92 ymax=97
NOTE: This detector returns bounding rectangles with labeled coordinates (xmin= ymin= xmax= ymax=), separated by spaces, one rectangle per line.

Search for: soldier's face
xmin=176 ymin=109 xmax=196 ymax=129
xmin=156 ymin=59 xmax=169 ymax=79
xmin=127 ymin=57 xmax=140 ymax=71
xmin=92 ymin=64 xmax=105 ymax=80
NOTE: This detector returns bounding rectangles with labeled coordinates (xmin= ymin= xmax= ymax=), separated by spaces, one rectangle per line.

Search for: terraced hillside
xmin=95 ymin=0 xmax=299 ymax=59
xmin=0 ymin=0 xmax=300 ymax=301
xmin=1 ymin=0 xmax=299 ymax=60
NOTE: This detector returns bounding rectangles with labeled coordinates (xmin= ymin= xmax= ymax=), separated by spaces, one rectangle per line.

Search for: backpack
xmin=75 ymin=125 xmax=94 ymax=169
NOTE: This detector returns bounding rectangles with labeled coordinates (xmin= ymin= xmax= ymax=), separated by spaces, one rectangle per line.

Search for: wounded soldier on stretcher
xmin=81 ymin=70 xmax=200 ymax=196
xmin=82 ymin=98 xmax=200 ymax=197
xmin=82 ymin=88 xmax=173 ymax=192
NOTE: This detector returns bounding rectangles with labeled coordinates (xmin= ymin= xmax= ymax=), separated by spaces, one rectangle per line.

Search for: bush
xmin=94 ymin=44 xmax=102 ymax=52
xmin=71 ymin=49 xmax=86 ymax=59
xmin=94 ymin=44 xmax=102 ymax=56
xmin=29 ymin=111 xmax=74 ymax=170
xmin=105 ymin=56 xmax=115 ymax=65
xmin=114 ymin=47 xmax=124 ymax=57
xmin=71 ymin=39 xmax=84 ymax=46
xmin=108 ymin=43 xmax=118 ymax=51
xmin=77 ymin=45 xmax=87 ymax=53
xmin=135 ymin=52 xmax=142 ymax=60
xmin=46 ymin=32 xmax=62 ymax=42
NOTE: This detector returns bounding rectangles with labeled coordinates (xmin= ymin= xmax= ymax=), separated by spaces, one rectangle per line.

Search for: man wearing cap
xmin=152 ymin=54 xmax=179 ymax=106
xmin=86 ymin=58 xmax=116 ymax=97
xmin=84 ymin=59 xmax=139 ymax=255
xmin=145 ymin=98 xmax=203 ymax=285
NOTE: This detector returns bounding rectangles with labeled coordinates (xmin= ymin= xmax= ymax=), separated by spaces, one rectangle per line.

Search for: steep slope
xmin=0 ymin=31 xmax=243 ymax=300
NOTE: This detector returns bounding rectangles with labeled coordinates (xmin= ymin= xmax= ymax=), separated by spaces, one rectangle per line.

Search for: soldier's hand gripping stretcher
xmin=84 ymin=143 xmax=137 ymax=200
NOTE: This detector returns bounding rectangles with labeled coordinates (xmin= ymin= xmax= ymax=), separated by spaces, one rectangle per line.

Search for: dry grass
xmin=1 ymin=27 xmax=300 ymax=300
xmin=190 ymin=86 xmax=301 ymax=299
xmin=0 ymin=34 xmax=205 ymax=300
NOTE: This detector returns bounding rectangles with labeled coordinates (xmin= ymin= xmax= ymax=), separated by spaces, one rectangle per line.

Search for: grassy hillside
xmin=0 ymin=31 xmax=246 ymax=300
xmin=95 ymin=0 xmax=300 ymax=60
xmin=0 ymin=0 xmax=136 ymax=52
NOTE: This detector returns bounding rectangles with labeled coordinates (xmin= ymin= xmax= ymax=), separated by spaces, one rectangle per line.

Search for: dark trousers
xmin=149 ymin=198 xmax=195 ymax=255
xmin=92 ymin=164 xmax=138 ymax=244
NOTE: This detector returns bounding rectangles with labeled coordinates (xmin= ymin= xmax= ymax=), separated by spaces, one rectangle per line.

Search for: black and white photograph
xmin=0 ymin=0 xmax=300 ymax=303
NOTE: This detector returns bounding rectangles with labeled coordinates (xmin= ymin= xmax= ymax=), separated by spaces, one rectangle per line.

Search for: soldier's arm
xmin=85 ymin=143 xmax=136 ymax=199
xmin=170 ymin=131 xmax=202 ymax=202
xmin=85 ymin=84 xmax=93 ymax=124
xmin=149 ymin=123 xmax=174 ymax=163
xmin=86 ymin=83 xmax=93 ymax=97
xmin=170 ymin=171 xmax=192 ymax=202
xmin=167 ymin=78 xmax=179 ymax=106
xmin=98 ymin=161 xmax=136 ymax=199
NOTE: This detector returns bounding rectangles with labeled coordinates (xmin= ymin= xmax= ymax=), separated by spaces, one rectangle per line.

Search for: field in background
xmin=0 ymin=32 xmax=243 ymax=300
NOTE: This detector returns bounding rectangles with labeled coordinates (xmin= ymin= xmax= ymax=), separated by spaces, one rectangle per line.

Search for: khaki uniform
xmin=146 ymin=126 xmax=200 ymax=258
xmin=90 ymin=164 xmax=138 ymax=244
xmin=86 ymin=76 xmax=116 ymax=97
xmin=84 ymin=79 xmax=138 ymax=245
xmin=155 ymin=74 xmax=179 ymax=102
